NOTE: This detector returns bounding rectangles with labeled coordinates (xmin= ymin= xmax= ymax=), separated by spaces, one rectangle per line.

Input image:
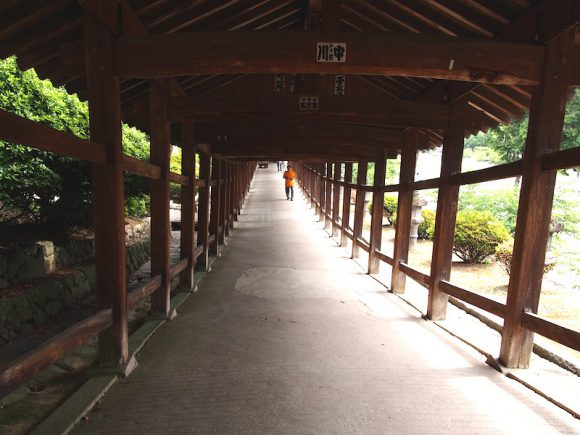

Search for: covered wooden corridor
xmin=1 ymin=0 xmax=580 ymax=432
xmin=67 ymin=167 xmax=577 ymax=434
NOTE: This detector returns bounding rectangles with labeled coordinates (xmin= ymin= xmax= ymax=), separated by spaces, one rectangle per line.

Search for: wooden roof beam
xmin=113 ymin=31 xmax=555 ymax=85
xmin=168 ymin=95 xmax=451 ymax=129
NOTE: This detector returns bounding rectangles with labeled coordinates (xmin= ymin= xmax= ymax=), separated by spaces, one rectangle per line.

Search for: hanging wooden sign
xmin=274 ymin=73 xmax=285 ymax=92
xmin=316 ymin=42 xmax=347 ymax=63
xmin=299 ymin=96 xmax=319 ymax=111
xmin=335 ymin=74 xmax=345 ymax=95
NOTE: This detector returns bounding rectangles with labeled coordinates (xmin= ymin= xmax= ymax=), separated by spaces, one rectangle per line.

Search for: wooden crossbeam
xmin=199 ymin=134 xmax=398 ymax=149
xmin=195 ymin=122 xmax=405 ymax=145
xmin=169 ymin=96 xmax=450 ymax=129
xmin=113 ymin=31 xmax=558 ymax=85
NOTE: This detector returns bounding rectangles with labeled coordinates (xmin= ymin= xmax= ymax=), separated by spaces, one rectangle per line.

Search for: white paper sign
xmin=334 ymin=74 xmax=345 ymax=95
xmin=299 ymin=96 xmax=319 ymax=111
xmin=316 ymin=42 xmax=347 ymax=62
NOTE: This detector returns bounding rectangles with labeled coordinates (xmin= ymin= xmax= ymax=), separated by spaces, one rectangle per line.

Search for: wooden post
xmin=368 ymin=152 xmax=387 ymax=274
xmin=332 ymin=162 xmax=341 ymax=237
xmin=340 ymin=163 xmax=353 ymax=247
xmin=391 ymin=132 xmax=418 ymax=293
xmin=324 ymin=162 xmax=333 ymax=230
xmin=209 ymin=156 xmax=222 ymax=255
xmin=500 ymin=29 xmax=575 ymax=368
xmin=351 ymin=161 xmax=368 ymax=259
xmin=318 ymin=163 xmax=326 ymax=222
xmin=196 ymin=152 xmax=211 ymax=271
xmin=228 ymin=163 xmax=235 ymax=230
xmin=149 ymin=81 xmax=172 ymax=318
xmin=83 ymin=7 xmax=129 ymax=369
xmin=223 ymin=162 xmax=229 ymax=236
xmin=219 ymin=160 xmax=227 ymax=243
xmin=427 ymin=100 xmax=466 ymax=320
xmin=180 ymin=124 xmax=196 ymax=292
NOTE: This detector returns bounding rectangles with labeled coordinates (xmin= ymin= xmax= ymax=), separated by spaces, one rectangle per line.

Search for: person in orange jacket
xmin=283 ymin=164 xmax=297 ymax=201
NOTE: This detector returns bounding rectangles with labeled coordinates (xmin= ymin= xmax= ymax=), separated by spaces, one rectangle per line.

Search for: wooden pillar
xmin=391 ymin=132 xmax=418 ymax=293
xmin=196 ymin=152 xmax=211 ymax=271
xmin=332 ymin=162 xmax=341 ymax=237
xmin=149 ymin=81 xmax=172 ymax=318
xmin=228 ymin=163 xmax=235 ymax=230
xmin=219 ymin=160 xmax=227 ymax=243
xmin=427 ymin=100 xmax=466 ymax=320
xmin=368 ymin=152 xmax=387 ymax=274
xmin=84 ymin=7 xmax=129 ymax=369
xmin=209 ymin=156 xmax=222 ymax=255
xmin=340 ymin=163 xmax=353 ymax=247
xmin=318 ymin=163 xmax=326 ymax=222
xmin=233 ymin=164 xmax=239 ymax=221
xmin=351 ymin=161 xmax=368 ymax=259
xmin=179 ymin=124 xmax=196 ymax=292
xmin=224 ymin=162 xmax=232 ymax=237
xmin=324 ymin=162 xmax=333 ymax=230
xmin=500 ymin=29 xmax=575 ymax=368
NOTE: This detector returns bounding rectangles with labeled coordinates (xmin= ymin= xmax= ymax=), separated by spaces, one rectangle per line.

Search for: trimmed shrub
xmin=495 ymin=239 xmax=557 ymax=276
xmin=453 ymin=210 xmax=509 ymax=263
xmin=418 ymin=209 xmax=436 ymax=240
xmin=125 ymin=194 xmax=150 ymax=218
xmin=368 ymin=195 xmax=398 ymax=225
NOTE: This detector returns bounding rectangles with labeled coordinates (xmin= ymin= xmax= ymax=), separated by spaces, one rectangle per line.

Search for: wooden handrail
xmin=127 ymin=275 xmax=162 ymax=309
xmin=123 ymin=155 xmax=161 ymax=179
xmin=440 ymin=280 xmax=506 ymax=318
xmin=374 ymin=249 xmax=394 ymax=266
xmin=399 ymin=263 xmax=431 ymax=288
xmin=521 ymin=312 xmax=580 ymax=353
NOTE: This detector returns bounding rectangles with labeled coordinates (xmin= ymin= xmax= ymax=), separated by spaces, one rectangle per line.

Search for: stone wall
xmin=0 ymin=238 xmax=150 ymax=344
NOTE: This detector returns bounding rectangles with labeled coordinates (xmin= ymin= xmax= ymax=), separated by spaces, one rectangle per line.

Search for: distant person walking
xmin=277 ymin=161 xmax=282 ymax=171
xmin=283 ymin=164 xmax=297 ymax=201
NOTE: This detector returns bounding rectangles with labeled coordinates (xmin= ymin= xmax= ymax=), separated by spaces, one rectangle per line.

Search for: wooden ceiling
xmin=0 ymin=0 xmax=578 ymax=159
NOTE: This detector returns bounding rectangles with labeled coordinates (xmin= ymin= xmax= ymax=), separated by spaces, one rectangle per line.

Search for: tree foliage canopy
xmin=0 ymin=57 xmax=151 ymax=231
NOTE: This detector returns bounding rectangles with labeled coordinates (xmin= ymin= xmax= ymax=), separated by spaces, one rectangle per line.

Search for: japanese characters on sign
xmin=274 ymin=73 xmax=285 ymax=92
xmin=316 ymin=42 xmax=347 ymax=63
xmin=334 ymin=74 xmax=345 ymax=95
xmin=299 ymin=96 xmax=319 ymax=111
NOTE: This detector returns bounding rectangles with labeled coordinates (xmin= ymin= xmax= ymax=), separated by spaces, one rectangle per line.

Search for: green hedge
xmin=454 ymin=210 xmax=509 ymax=263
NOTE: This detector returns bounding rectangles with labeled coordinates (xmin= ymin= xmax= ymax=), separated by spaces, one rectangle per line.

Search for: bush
xmin=125 ymin=194 xmax=150 ymax=218
xmin=495 ymin=239 xmax=557 ymax=276
xmin=453 ymin=210 xmax=510 ymax=263
xmin=418 ymin=209 xmax=435 ymax=240
xmin=368 ymin=195 xmax=398 ymax=225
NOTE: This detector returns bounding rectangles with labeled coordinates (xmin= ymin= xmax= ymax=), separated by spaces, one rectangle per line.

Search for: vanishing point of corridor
xmin=73 ymin=167 xmax=579 ymax=434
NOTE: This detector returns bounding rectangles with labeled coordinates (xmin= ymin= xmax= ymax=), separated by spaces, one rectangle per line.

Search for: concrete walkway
xmin=73 ymin=167 xmax=579 ymax=434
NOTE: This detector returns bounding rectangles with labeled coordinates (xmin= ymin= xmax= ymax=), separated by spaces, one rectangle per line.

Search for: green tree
xmin=0 ymin=56 xmax=151 ymax=232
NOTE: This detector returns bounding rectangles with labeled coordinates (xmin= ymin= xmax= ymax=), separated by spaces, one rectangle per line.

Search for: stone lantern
xmin=409 ymin=192 xmax=427 ymax=250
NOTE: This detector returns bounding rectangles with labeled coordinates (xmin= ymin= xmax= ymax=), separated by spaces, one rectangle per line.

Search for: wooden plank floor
xmin=72 ymin=167 xmax=580 ymax=434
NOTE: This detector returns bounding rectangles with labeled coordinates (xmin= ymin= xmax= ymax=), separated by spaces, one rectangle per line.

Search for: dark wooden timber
xmin=542 ymin=147 xmax=580 ymax=171
xmin=169 ymin=171 xmax=190 ymax=186
xmin=324 ymin=163 xmax=333 ymax=230
xmin=0 ymin=108 xmax=106 ymax=163
xmin=368 ymin=151 xmax=387 ymax=274
xmin=219 ymin=160 xmax=227 ymax=244
xmin=440 ymin=281 xmax=506 ymax=318
xmin=391 ymin=132 xmax=418 ymax=293
xmin=149 ymin=80 xmax=172 ymax=318
xmin=83 ymin=6 xmax=128 ymax=368
xmin=374 ymin=250 xmax=394 ymax=266
xmin=115 ymin=32 xmax=547 ymax=85
xmin=450 ymin=161 xmax=523 ymax=186
xmin=169 ymin=96 xmax=450 ymax=129
xmin=196 ymin=152 xmax=211 ymax=271
xmin=500 ymin=29 xmax=576 ymax=369
xmin=400 ymin=263 xmax=431 ymax=289
xmin=123 ymin=155 xmax=161 ymax=179
xmin=209 ymin=156 xmax=222 ymax=256
xmin=340 ymin=163 xmax=353 ymax=247
xmin=427 ymin=100 xmax=467 ymax=320
xmin=180 ymin=124 xmax=196 ymax=291
xmin=331 ymin=163 xmax=341 ymax=237
xmin=0 ymin=309 xmax=112 ymax=398
xmin=351 ymin=161 xmax=368 ymax=259
xmin=127 ymin=276 xmax=162 ymax=309
xmin=521 ymin=312 xmax=580 ymax=353
xmin=318 ymin=163 xmax=326 ymax=222
xmin=408 ymin=178 xmax=439 ymax=191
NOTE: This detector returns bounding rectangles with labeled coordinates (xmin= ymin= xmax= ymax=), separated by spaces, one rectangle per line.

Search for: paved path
xmin=73 ymin=167 xmax=579 ymax=434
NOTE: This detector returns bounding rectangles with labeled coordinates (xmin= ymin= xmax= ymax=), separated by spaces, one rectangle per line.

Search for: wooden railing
xmin=297 ymin=152 xmax=580 ymax=367
xmin=0 ymin=107 xmax=256 ymax=398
